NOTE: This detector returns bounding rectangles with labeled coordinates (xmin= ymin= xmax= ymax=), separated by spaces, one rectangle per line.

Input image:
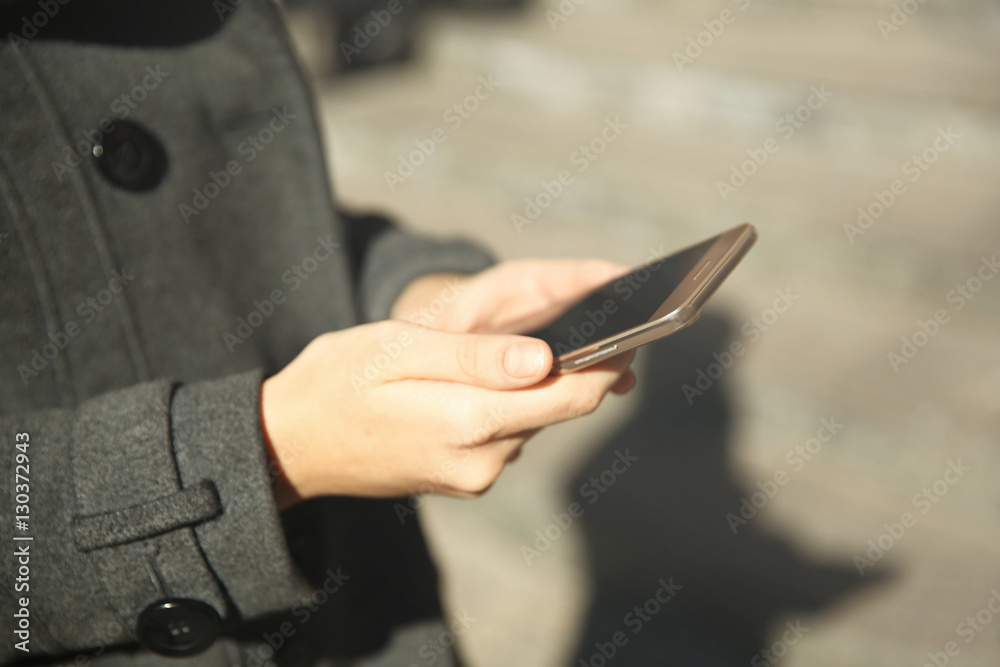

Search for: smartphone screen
xmin=529 ymin=236 xmax=718 ymax=356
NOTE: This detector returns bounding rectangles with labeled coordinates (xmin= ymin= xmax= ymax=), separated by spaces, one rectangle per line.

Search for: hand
xmin=391 ymin=259 xmax=631 ymax=335
xmin=390 ymin=259 xmax=636 ymax=395
xmin=260 ymin=320 xmax=632 ymax=509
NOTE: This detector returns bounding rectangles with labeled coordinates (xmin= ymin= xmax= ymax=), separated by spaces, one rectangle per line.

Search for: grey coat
xmin=0 ymin=0 xmax=492 ymax=664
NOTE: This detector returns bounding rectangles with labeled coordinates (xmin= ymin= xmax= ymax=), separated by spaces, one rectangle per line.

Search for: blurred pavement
xmin=286 ymin=1 xmax=1000 ymax=664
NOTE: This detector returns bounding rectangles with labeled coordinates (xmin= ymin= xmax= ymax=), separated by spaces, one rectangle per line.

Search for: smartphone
xmin=529 ymin=223 xmax=758 ymax=373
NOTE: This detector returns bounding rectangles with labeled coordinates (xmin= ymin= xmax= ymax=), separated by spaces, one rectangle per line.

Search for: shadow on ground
xmin=566 ymin=312 xmax=887 ymax=666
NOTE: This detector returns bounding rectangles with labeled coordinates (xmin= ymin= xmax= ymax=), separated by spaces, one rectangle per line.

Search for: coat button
xmin=94 ymin=120 xmax=168 ymax=192
xmin=136 ymin=598 xmax=221 ymax=657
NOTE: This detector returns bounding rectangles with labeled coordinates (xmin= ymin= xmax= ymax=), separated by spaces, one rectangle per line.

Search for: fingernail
xmin=504 ymin=341 xmax=546 ymax=378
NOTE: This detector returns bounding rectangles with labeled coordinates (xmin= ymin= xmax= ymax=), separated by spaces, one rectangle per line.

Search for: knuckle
xmin=453 ymin=459 xmax=502 ymax=496
xmin=312 ymin=329 xmax=350 ymax=359
xmin=310 ymin=331 xmax=337 ymax=352
xmin=476 ymin=418 xmax=503 ymax=443
xmin=373 ymin=318 xmax=409 ymax=339
xmin=462 ymin=408 xmax=503 ymax=444
xmin=453 ymin=337 xmax=484 ymax=381
xmin=571 ymin=387 xmax=604 ymax=418
xmin=456 ymin=417 xmax=495 ymax=448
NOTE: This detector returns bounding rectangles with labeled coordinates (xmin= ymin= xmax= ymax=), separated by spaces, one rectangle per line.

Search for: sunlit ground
xmin=287 ymin=1 xmax=1000 ymax=664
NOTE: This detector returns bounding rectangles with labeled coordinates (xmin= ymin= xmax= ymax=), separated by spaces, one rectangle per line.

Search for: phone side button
xmin=572 ymin=345 xmax=619 ymax=366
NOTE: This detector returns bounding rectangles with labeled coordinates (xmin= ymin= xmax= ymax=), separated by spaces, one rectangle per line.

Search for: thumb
xmin=381 ymin=323 xmax=553 ymax=389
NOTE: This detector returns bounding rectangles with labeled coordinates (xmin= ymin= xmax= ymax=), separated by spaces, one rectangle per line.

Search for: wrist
xmin=260 ymin=376 xmax=303 ymax=511
xmin=390 ymin=272 xmax=469 ymax=325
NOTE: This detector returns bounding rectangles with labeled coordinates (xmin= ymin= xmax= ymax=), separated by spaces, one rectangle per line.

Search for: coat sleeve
xmin=0 ymin=369 xmax=314 ymax=662
xmin=338 ymin=210 xmax=496 ymax=323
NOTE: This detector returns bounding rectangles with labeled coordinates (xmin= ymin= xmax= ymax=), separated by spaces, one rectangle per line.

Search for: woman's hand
xmin=260 ymin=320 xmax=632 ymax=509
xmin=390 ymin=259 xmax=631 ymax=335
xmin=390 ymin=259 xmax=637 ymax=397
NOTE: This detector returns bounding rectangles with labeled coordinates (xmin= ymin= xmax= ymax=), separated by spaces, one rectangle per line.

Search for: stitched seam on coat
xmin=0 ymin=149 xmax=78 ymax=406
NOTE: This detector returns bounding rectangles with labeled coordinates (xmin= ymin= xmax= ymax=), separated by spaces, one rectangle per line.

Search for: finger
xmin=534 ymin=259 xmax=632 ymax=306
xmin=497 ymin=260 xmax=633 ymax=334
xmin=608 ymin=349 xmax=637 ymax=394
xmin=490 ymin=428 xmax=540 ymax=463
xmin=611 ymin=369 xmax=636 ymax=395
xmin=454 ymin=352 xmax=635 ymax=438
xmin=377 ymin=322 xmax=554 ymax=390
xmin=433 ymin=429 xmax=541 ymax=498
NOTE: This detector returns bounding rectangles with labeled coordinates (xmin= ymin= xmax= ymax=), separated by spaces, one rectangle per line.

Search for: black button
xmin=136 ymin=598 xmax=221 ymax=657
xmin=94 ymin=120 xmax=168 ymax=192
